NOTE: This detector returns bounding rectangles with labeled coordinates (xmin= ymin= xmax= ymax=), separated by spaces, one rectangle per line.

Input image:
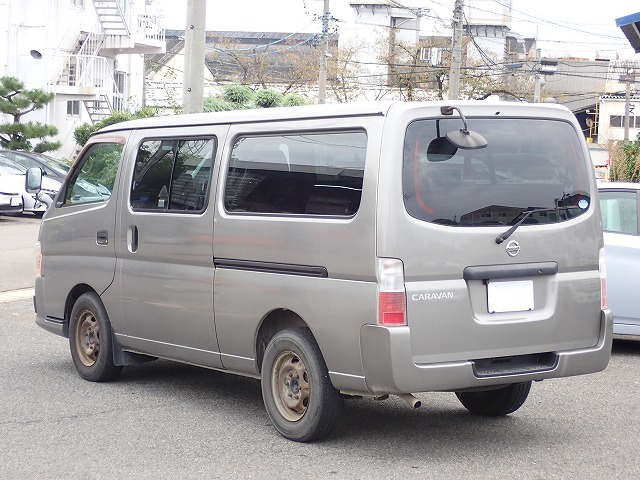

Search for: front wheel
xmin=261 ymin=328 xmax=343 ymax=442
xmin=69 ymin=292 xmax=122 ymax=382
xmin=455 ymin=381 xmax=532 ymax=416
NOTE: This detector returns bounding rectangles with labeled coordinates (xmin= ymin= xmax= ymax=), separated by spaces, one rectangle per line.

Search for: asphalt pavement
xmin=2 ymin=296 xmax=640 ymax=479
xmin=0 ymin=214 xmax=40 ymax=300
xmin=3 ymin=214 xmax=640 ymax=479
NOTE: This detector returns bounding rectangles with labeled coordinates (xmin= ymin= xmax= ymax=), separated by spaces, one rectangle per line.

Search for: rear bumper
xmin=360 ymin=308 xmax=613 ymax=394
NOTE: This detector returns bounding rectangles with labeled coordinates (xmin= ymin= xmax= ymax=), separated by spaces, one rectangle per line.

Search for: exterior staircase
xmin=56 ymin=25 xmax=118 ymax=122
xmin=92 ymin=0 xmax=130 ymax=36
xmin=57 ymin=30 xmax=105 ymax=87
xmin=84 ymin=96 xmax=113 ymax=122
xmin=53 ymin=0 xmax=165 ymax=126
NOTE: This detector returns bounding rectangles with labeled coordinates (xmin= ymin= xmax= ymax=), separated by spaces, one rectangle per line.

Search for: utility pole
xmin=533 ymin=48 xmax=541 ymax=103
xmin=183 ymin=0 xmax=206 ymax=114
xmin=318 ymin=0 xmax=330 ymax=104
xmin=448 ymin=0 xmax=464 ymax=100
xmin=533 ymin=50 xmax=557 ymax=103
xmin=621 ymin=69 xmax=636 ymax=141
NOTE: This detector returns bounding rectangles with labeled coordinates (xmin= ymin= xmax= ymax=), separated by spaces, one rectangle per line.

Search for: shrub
xmin=254 ymin=89 xmax=283 ymax=108
xmin=283 ymin=93 xmax=310 ymax=106
xmin=610 ymin=134 xmax=640 ymax=182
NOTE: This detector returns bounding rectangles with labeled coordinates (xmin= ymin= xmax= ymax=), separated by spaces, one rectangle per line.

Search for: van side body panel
xmin=212 ymin=117 xmax=382 ymax=388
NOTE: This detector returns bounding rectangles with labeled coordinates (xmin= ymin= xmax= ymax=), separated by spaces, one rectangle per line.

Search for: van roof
xmin=95 ymin=100 xmax=575 ymax=135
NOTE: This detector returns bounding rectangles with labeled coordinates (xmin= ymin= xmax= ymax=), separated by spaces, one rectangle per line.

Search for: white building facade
xmin=597 ymin=61 xmax=640 ymax=143
xmin=0 ymin=0 xmax=165 ymax=159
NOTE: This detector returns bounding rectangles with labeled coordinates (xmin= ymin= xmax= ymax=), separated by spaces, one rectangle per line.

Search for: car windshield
xmin=1 ymin=151 xmax=70 ymax=176
xmin=403 ymin=117 xmax=591 ymax=227
xmin=0 ymin=156 xmax=27 ymax=174
xmin=35 ymin=154 xmax=70 ymax=174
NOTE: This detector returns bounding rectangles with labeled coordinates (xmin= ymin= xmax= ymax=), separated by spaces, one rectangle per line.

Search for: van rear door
xmin=378 ymin=105 xmax=603 ymax=367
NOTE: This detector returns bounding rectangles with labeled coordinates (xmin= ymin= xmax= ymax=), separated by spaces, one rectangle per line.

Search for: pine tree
xmin=0 ymin=76 xmax=61 ymax=153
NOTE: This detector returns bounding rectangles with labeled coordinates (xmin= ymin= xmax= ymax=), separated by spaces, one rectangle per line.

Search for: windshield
xmin=0 ymin=156 xmax=27 ymax=174
xmin=37 ymin=154 xmax=71 ymax=174
xmin=403 ymin=117 xmax=591 ymax=226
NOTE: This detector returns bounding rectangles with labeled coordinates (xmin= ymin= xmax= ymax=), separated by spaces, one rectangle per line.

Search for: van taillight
xmin=599 ymin=248 xmax=607 ymax=310
xmin=35 ymin=241 xmax=42 ymax=277
xmin=377 ymin=258 xmax=406 ymax=326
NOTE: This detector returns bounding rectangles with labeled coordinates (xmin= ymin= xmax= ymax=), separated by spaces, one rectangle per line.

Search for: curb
xmin=0 ymin=288 xmax=34 ymax=304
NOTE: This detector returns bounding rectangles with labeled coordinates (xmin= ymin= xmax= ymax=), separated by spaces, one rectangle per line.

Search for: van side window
xmin=130 ymin=138 xmax=215 ymax=212
xmin=225 ymin=131 xmax=367 ymax=216
xmin=64 ymin=142 xmax=123 ymax=205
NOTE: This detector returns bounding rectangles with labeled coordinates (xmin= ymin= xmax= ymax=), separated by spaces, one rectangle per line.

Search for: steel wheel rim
xmin=74 ymin=309 xmax=100 ymax=367
xmin=271 ymin=350 xmax=311 ymax=422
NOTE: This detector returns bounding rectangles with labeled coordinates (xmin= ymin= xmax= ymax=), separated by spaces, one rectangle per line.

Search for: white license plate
xmin=487 ymin=280 xmax=534 ymax=313
xmin=10 ymin=197 xmax=21 ymax=207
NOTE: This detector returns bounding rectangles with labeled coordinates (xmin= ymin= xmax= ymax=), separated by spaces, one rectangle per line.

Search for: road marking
xmin=0 ymin=288 xmax=34 ymax=304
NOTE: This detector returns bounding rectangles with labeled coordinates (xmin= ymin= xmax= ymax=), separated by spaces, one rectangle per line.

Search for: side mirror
xmin=26 ymin=167 xmax=43 ymax=193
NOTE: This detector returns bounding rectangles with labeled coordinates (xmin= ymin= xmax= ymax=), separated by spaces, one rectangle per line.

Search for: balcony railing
xmin=137 ymin=14 xmax=165 ymax=44
xmin=55 ymin=54 xmax=123 ymax=102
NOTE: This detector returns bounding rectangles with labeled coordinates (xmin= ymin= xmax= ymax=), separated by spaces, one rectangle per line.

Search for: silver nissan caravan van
xmin=31 ymin=101 xmax=613 ymax=442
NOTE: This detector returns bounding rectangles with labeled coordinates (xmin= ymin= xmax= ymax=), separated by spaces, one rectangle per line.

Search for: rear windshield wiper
xmin=495 ymin=206 xmax=576 ymax=244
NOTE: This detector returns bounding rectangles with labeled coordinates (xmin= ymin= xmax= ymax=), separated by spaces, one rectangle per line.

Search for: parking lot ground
xmin=2 ymin=295 xmax=640 ymax=479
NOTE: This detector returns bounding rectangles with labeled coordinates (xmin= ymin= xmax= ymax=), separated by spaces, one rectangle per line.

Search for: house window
xmin=419 ymin=47 xmax=442 ymax=66
xmin=610 ymin=115 xmax=637 ymax=128
xmin=609 ymin=115 xmax=622 ymax=127
xmin=70 ymin=0 xmax=85 ymax=7
xmin=67 ymin=101 xmax=80 ymax=116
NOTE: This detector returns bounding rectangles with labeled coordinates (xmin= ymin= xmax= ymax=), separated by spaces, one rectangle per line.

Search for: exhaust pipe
xmin=398 ymin=393 xmax=421 ymax=408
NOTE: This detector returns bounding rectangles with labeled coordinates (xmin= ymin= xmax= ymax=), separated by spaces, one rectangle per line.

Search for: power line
xmin=485 ymin=0 xmax=626 ymax=41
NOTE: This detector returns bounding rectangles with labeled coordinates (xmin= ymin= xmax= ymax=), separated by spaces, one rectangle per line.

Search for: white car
xmin=0 ymin=155 xmax=59 ymax=215
xmin=598 ymin=181 xmax=640 ymax=336
xmin=0 ymin=173 xmax=23 ymax=215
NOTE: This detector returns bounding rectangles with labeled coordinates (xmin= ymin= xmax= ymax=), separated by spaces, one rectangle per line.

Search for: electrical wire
xmin=146 ymin=2 xmax=639 ymax=99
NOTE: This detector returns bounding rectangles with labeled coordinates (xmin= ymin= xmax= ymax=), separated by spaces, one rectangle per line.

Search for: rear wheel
xmin=69 ymin=292 xmax=122 ymax=382
xmin=455 ymin=381 xmax=531 ymax=416
xmin=261 ymin=328 xmax=343 ymax=442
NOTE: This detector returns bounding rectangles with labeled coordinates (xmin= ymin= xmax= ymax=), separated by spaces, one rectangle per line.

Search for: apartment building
xmin=0 ymin=0 xmax=165 ymax=159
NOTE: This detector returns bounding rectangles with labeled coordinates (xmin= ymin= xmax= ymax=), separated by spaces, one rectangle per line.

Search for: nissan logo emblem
xmin=505 ymin=240 xmax=520 ymax=257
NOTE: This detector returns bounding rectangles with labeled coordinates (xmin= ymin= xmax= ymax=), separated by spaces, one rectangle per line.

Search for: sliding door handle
xmin=127 ymin=225 xmax=139 ymax=253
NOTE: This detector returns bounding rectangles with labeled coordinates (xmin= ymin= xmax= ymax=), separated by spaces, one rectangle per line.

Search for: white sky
xmin=156 ymin=0 xmax=638 ymax=60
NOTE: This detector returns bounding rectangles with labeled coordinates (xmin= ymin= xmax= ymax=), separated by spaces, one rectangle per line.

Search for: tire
xmin=261 ymin=328 xmax=344 ymax=442
xmin=455 ymin=381 xmax=532 ymax=416
xmin=69 ymin=292 xmax=122 ymax=382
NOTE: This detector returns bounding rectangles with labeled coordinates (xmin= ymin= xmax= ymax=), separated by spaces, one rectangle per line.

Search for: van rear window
xmin=225 ymin=131 xmax=366 ymax=216
xmin=403 ymin=118 xmax=591 ymax=226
